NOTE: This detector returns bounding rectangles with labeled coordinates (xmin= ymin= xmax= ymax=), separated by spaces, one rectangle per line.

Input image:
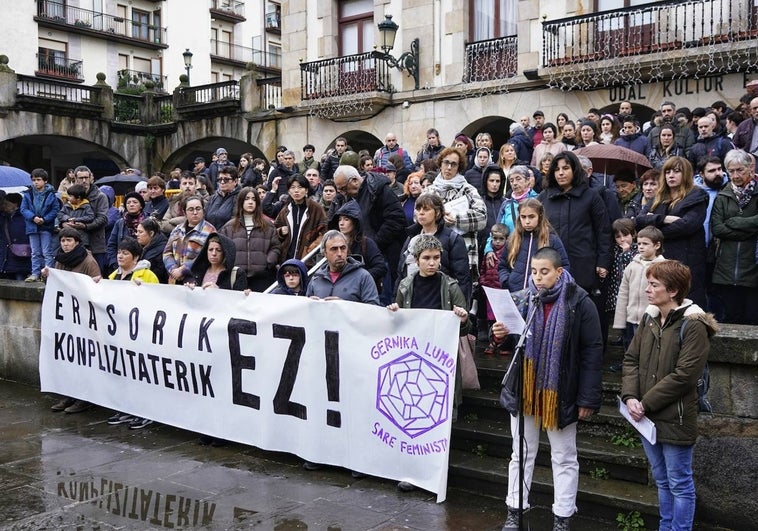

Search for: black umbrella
xmin=94 ymin=174 xmax=147 ymax=195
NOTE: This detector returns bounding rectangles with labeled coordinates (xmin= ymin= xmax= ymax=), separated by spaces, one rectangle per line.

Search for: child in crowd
xmin=479 ymin=223 xmax=509 ymax=355
xmin=56 ymin=184 xmax=95 ymax=247
xmin=20 ymin=168 xmax=60 ymax=282
xmin=605 ymin=218 xmax=638 ymax=370
xmin=388 ymin=234 xmax=470 ymax=492
xmin=269 ymin=258 xmax=309 ymax=296
xmin=612 ymin=226 xmax=666 ymax=365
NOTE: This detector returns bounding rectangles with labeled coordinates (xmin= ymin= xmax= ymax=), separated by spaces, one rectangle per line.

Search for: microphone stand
xmin=502 ymin=291 xmax=542 ymax=531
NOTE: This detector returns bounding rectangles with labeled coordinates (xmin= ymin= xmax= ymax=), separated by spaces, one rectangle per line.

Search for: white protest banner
xmin=40 ymin=269 xmax=461 ymax=501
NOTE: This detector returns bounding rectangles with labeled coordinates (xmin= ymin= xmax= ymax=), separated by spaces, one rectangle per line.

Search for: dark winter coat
xmin=144 ymin=195 xmax=169 ymax=220
xmin=500 ymin=280 xmax=604 ymax=429
xmin=208 ymin=160 xmax=235 ymax=189
xmin=732 ymin=118 xmax=758 ymax=159
xmin=270 ymin=258 xmax=310 ymax=295
xmin=647 ymin=145 xmax=685 ymax=170
xmin=20 ymin=184 xmax=60 ymax=233
xmin=219 ymin=216 xmax=281 ymax=279
xmin=399 ymin=220 xmax=472 ymax=303
xmin=687 ymin=134 xmax=733 ymax=168
xmin=327 ymin=200 xmax=387 ymax=284
xmin=614 ymin=132 xmax=648 ymax=155
xmin=538 ymin=182 xmax=611 ymax=291
xmin=414 ymin=143 xmax=445 ymax=169
xmin=189 ymin=233 xmax=247 ymax=291
xmin=140 ymin=231 xmax=168 ymax=284
xmin=710 ymin=182 xmax=758 ymax=287
xmin=508 ymin=131 xmax=534 ymax=165
xmin=205 ymin=186 xmax=241 ymax=230
xmin=320 ymin=152 xmax=341 ymax=182
xmin=0 ymin=206 xmax=31 ymax=275
xmin=622 ymin=303 xmax=717 ymax=445
xmin=634 ymin=187 xmax=708 ymax=306
xmin=306 ymin=257 xmax=380 ymax=304
xmin=82 ymin=184 xmax=110 ymax=254
xmin=267 ymin=164 xmax=298 ymax=197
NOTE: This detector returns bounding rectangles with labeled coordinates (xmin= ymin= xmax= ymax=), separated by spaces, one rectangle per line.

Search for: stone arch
xmin=162 ymin=137 xmax=267 ymax=174
xmin=598 ymin=103 xmax=656 ymax=128
xmin=323 ymin=130 xmax=383 ymax=158
xmin=0 ymin=134 xmax=126 ymax=186
xmin=459 ymin=115 xmax=515 ymax=155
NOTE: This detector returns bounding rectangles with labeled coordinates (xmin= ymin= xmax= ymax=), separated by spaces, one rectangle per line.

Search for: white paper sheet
xmin=617 ymin=396 xmax=657 ymax=444
xmin=482 ymin=287 xmax=525 ymax=336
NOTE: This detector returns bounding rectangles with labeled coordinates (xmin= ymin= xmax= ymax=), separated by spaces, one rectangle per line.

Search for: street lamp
xmin=376 ymin=14 xmax=420 ymax=90
xmin=182 ymin=48 xmax=193 ymax=84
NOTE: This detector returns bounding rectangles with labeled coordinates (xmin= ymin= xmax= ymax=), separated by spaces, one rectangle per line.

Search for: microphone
xmin=532 ymin=288 xmax=549 ymax=302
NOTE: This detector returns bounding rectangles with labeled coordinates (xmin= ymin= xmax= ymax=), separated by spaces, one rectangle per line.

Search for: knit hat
xmin=340 ymin=151 xmax=360 ymax=169
xmin=124 ymin=191 xmax=145 ymax=209
xmin=135 ymin=181 xmax=148 ymax=193
xmin=215 ymin=147 xmax=228 ymax=156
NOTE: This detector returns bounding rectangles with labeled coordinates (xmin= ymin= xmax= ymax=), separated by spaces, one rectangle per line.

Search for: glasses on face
xmin=217 ymin=178 xmax=235 ymax=183
xmin=185 ymin=206 xmax=203 ymax=213
xmin=441 ymin=160 xmax=459 ymax=167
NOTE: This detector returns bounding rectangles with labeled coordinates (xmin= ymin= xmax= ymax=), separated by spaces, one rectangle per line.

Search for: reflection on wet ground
xmin=0 ymin=381 xmax=611 ymax=530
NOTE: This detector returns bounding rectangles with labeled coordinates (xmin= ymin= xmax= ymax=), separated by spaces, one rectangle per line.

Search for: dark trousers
xmin=713 ymin=284 xmax=758 ymax=325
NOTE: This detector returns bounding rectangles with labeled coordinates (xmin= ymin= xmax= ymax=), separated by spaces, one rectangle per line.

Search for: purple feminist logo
xmin=376 ymin=352 xmax=450 ymax=438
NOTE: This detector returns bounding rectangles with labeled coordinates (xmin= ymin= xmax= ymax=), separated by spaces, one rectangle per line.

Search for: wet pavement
xmin=0 ymin=380 xmax=613 ymax=530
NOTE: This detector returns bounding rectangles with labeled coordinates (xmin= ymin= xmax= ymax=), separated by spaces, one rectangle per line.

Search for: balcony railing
xmin=36 ymin=56 xmax=84 ymax=82
xmin=464 ymin=35 xmax=518 ymax=83
xmin=300 ymin=52 xmax=392 ymax=100
xmin=543 ymin=0 xmax=758 ymax=67
xmin=210 ymin=0 xmax=245 ymax=21
xmin=36 ymin=1 xmax=168 ymax=48
xmin=210 ymin=39 xmax=253 ymax=65
xmin=117 ymin=69 xmax=168 ymax=92
xmin=257 ymin=77 xmax=282 ymax=110
xmin=17 ymin=74 xmax=100 ymax=104
xmin=178 ymin=81 xmax=240 ymax=106
xmin=252 ymin=48 xmax=282 ymax=70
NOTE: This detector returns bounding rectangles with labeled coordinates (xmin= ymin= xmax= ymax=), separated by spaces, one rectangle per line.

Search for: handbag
xmin=10 ymin=243 xmax=31 ymax=258
xmin=458 ymin=335 xmax=480 ymax=390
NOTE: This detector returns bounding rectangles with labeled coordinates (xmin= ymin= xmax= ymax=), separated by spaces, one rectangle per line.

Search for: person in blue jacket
xmin=20 ymin=168 xmax=60 ymax=282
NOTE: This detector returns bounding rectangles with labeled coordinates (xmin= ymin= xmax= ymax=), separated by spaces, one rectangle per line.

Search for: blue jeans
xmin=28 ymin=231 xmax=55 ymax=276
xmin=642 ymin=438 xmax=695 ymax=531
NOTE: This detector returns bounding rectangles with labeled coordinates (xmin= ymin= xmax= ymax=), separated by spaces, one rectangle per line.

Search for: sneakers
xmin=501 ymin=507 xmax=522 ymax=530
xmin=64 ymin=400 xmax=91 ymax=414
xmin=107 ymin=412 xmax=134 ymax=425
xmin=553 ymin=514 xmax=571 ymax=531
xmin=397 ymin=481 xmax=415 ymax=492
xmin=51 ymin=397 xmax=76 ymax=412
xmin=25 ymin=275 xmax=40 ymax=282
xmin=128 ymin=417 xmax=153 ymax=430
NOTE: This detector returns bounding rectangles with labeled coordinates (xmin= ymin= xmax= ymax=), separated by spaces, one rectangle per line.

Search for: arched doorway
xmin=598 ymin=103 xmax=656 ymax=129
xmin=323 ymin=130 xmax=383 ymax=158
xmin=164 ymin=137 xmax=266 ymax=174
xmin=460 ymin=115 xmax=516 ymax=155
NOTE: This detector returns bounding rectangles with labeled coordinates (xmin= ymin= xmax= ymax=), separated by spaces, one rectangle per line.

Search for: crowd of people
xmin=3 ymin=92 xmax=756 ymax=531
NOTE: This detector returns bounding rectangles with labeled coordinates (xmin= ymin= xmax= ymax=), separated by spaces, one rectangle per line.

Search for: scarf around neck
xmin=55 ymin=244 xmax=88 ymax=268
xmin=523 ymin=269 xmax=572 ymax=430
xmin=731 ymin=179 xmax=756 ymax=209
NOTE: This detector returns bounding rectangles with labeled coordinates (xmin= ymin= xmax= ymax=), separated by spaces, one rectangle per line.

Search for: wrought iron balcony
xmin=36 ymin=1 xmax=168 ymax=49
xmin=210 ymin=0 xmax=246 ymax=23
xmin=300 ymin=52 xmax=392 ymax=101
xmin=543 ymin=0 xmax=758 ymax=67
xmin=464 ymin=35 xmax=518 ymax=83
xmin=116 ymin=69 xmax=168 ymax=92
xmin=36 ymin=55 xmax=84 ymax=82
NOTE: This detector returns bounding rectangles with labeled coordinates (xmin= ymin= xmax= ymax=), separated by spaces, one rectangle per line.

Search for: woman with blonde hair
xmin=634 ymin=157 xmax=708 ymax=306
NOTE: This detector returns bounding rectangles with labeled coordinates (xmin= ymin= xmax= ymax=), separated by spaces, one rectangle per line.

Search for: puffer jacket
xmin=395 ymin=271 xmax=470 ymax=335
xmin=621 ymin=302 xmax=718 ymax=445
xmin=613 ymin=254 xmax=667 ymax=328
xmin=219 ymin=216 xmax=280 ymax=279
xmin=710 ymin=182 xmax=758 ymax=287
xmin=20 ymin=183 xmax=60 ymax=233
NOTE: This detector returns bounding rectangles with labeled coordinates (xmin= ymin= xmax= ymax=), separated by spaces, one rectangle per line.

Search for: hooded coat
xmin=327 ymin=200 xmax=387 ymax=284
xmin=622 ymin=302 xmax=718 ymax=445
xmin=189 ymin=233 xmax=247 ymax=291
xmin=140 ymin=231 xmax=168 ymax=284
xmin=270 ymin=258 xmax=310 ymax=295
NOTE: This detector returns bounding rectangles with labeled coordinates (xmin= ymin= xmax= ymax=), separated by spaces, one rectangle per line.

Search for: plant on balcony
xmin=74 ymin=19 xmax=92 ymax=28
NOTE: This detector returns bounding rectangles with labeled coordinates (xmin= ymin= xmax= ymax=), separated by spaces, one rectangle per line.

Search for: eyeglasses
xmin=185 ymin=206 xmax=203 ymax=213
xmin=441 ymin=160 xmax=459 ymax=167
xmin=217 ymin=178 xmax=235 ymax=183
xmin=335 ymin=176 xmax=358 ymax=194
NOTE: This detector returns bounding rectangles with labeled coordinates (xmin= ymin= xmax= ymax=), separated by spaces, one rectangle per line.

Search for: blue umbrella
xmin=0 ymin=166 xmax=31 ymax=193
